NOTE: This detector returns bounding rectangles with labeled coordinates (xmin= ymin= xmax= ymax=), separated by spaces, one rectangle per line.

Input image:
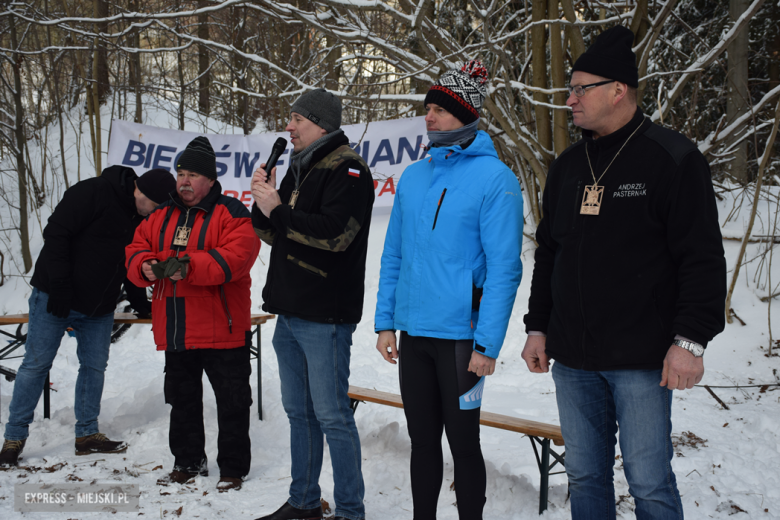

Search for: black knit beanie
xmin=136 ymin=168 xmax=176 ymax=204
xmin=423 ymin=60 xmax=489 ymax=125
xmin=572 ymin=25 xmax=638 ymax=88
xmin=176 ymin=136 xmax=217 ymax=180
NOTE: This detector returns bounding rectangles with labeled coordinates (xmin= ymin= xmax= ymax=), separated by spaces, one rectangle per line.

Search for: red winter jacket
xmin=126 ymin=182 xmax=260 ymax=351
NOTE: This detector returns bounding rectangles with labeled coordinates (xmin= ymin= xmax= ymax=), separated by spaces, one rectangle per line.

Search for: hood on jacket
xmin=101 ymin=165 xmax=139 ymax=218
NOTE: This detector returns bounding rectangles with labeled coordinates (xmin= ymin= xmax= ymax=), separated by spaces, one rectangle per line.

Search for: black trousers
xmin=164 ymin=344 xmax=252 ymax=478
xmin=399 ymin=332 xmax=487 ymax=520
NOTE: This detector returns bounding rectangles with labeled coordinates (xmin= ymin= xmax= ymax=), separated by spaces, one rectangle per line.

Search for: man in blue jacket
xmin=375 ymin=60 xmax=524 ymax=520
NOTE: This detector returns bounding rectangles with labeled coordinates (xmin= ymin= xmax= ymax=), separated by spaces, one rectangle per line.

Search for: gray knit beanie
xmin=291 ymin=89 xmax=342 ymax=133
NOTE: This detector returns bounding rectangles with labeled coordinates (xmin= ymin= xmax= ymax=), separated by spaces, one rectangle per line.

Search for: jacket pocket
xmin=287 ymin=254 xmax=328 ymax=278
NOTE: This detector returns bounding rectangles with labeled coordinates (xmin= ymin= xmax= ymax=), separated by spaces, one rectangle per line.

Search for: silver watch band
xmin=673 ymin=339 xmax=704 ymax=357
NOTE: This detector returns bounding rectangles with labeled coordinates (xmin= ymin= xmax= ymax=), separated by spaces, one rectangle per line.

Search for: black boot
xmin=254 ymin=501 xmax=323 ymax=520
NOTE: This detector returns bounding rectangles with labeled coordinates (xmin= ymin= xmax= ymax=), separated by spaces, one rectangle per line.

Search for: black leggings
xmin=399 ymin=332 xmax=486 ymax=520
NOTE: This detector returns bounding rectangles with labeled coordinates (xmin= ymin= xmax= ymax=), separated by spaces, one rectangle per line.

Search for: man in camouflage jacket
xmin=250 ymin=89 xmax=373 ymax=520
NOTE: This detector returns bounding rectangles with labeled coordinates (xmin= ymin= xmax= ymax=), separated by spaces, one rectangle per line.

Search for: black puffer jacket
xmin=31 ymin=165 xmax=149 ymax=317
xmin=524 ymin=109 xmax=726 ymax=370
xmin=253 ymin=132 xmax=375 ymax=324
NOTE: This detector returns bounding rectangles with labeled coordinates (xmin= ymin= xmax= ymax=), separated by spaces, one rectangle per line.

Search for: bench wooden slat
xmin=348 ymin=386 xmax=564 ymax=446
xmin=0 ymin=314 xmax=28 ymax=325
xmin=348 ymin=386 xmax=404 ymax=409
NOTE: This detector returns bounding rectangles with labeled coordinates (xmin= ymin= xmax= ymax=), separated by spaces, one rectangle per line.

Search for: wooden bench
xmin=348 ymin=386 xmax=565 ymax=514
xmin=0 ymin=313 xmax=275 ymax=421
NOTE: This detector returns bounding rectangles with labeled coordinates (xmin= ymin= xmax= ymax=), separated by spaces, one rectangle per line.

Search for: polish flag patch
xmin=348 ymin=168 xmax=361 ymax=178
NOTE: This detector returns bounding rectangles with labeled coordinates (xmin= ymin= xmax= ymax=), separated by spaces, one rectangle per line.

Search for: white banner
xmin=107 ymin=117 xmax=429 ymax=208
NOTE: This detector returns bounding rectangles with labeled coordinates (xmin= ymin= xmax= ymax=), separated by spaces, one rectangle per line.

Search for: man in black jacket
xmin=250 ymin=89 xmax=373 ymax=520
xmin=0 ymin=166 xmax=176 ymax=467
xmin=521 ymin=27 xmax=726 ymax=518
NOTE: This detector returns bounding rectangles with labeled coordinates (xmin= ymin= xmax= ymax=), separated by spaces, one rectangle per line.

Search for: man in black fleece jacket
xmin=0 ymin=166 xmax=175 ymax=467
xmin=250 ymin=89 xmax=373 ymax=520
xmin=521 ymin=27 xmax=726 ymax=519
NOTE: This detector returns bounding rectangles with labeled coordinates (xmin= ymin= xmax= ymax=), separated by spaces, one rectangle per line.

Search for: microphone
xmin=264 ymin=137 xmax=288 ymax=182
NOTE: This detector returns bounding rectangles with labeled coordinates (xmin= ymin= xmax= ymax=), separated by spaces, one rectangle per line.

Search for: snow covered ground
xmin=0 ymin=100 xmax=779 ymax=519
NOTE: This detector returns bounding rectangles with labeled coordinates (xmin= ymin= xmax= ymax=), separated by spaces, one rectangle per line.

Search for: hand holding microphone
xmin=252 ymin=137 xmax=288 ymax=217
xmin=264 ymin=137 xmax=287 ymax=182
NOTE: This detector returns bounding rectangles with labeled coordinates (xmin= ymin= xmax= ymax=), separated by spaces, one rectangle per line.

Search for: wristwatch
xmin=673 ymin=338 xmax=705 ymax=358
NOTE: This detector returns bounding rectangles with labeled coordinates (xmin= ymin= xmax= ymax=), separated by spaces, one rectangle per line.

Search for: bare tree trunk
xmin=45 ymin=0 xmax=69 ymax=188
xmin=175 ymin=0 xmax=185 ymax=131
xmin=532 ymin=0 xmax=552 ymax=157
xmin=232 ymin=6 xmax=250 ymax=134
xmin=549 ymin=0 xmax=569 ymax=156
xmin=94 ymin=0 xmax=110 ymax=104
xmin=130 ymin=0 xmax=143 ymax=123
xmin=325 ymin=34 xmax=340 ymax=91
xmin=631 ymin=0 xmax=649 ymax=105
xmin=197 ymin=0 xmax=210 ymax=114
xmin=9 ymin=15 xmax=33 ymax=273
xmin=560 ymin=0 xmax=585 ymax=62
xmin=92 ymin=39 xmax=102 ymax=174
xmin=727 ymin=0 xmax=750 ymax=184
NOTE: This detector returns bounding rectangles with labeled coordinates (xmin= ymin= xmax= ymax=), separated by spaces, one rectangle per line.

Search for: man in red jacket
xmin=126 ymin=136 xmax=260 ymax=493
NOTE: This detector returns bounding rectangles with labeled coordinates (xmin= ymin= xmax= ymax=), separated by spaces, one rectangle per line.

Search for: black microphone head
xmin=272 ymin=137 xmax=287 ymax=153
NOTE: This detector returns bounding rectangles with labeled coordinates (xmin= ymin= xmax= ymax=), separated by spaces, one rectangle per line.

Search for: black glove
xmin=133 ymin=310 xmax=152 ymax=320
xmin=151 ymin=255 xmax=191 ymax=280
xmin=46 ymin=289 xmax=71 ymax=319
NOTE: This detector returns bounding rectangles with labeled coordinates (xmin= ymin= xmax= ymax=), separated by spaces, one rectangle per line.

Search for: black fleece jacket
xmin=252 ymin=132 xmax=375 ymax=324
xmin=31 ymin=165 xmax=150 ymax=317
xmin=524 ymin=109 xmax=726 ymax=370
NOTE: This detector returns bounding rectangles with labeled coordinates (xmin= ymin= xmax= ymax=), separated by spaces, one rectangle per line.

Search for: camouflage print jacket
xmin=253 ymin=132 xmax=375 ymax=324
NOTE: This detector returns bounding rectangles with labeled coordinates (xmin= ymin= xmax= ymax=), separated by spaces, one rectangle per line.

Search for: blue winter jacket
xmin=374 ymin=130 xmax=524 ymax=359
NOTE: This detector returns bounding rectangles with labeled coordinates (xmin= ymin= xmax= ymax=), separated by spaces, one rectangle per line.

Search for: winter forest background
xmin=1 ymin=0 xmax=780 ymax=322
xmin=1 ymin=1 xmax=780 ymax=518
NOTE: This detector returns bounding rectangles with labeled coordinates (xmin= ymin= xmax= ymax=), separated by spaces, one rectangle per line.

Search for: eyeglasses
xmin=566 ymin=80 xmax=615 ymax=98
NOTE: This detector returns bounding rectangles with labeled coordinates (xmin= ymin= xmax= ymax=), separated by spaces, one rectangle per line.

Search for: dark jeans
xmin=273 ymin=315 xmax=365 ymax=520
xmin=6 ymin=288 xmax=114 ymax=440
xmin=552 ymin=361 xmax=683 ymax=519
xmin=399 ymin=332 xmax=486 ymax=520
xmin=164 ymin=345 xmax=252 ymax=478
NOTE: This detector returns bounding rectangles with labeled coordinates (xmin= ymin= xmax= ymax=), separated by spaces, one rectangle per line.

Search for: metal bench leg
xmin=350 ymin=398 xmax=360 ymax=414
xmin=43 ymin=372 xmax=50 ymax=419
xmin=538 ymin=438 xmax=550 ymax=514
xmin=256 ymin=325 xmax=262 ymax=421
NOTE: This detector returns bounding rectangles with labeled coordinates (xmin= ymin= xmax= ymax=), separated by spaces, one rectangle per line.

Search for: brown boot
xmin=217 ymin=476 xmax=243 ymax=492
xmin=75 ymin=433 xmax=127 ymax=456
xmin=0 ymin=439 xmax=26 ymax=468
xmin=157 ymin=469 xmax=197 ymax=486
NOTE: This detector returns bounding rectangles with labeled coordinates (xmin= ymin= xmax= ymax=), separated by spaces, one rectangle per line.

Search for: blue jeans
xmin=5 ymin=288 xmax=115 ymax=441
xmin=552 ymin=361 xmax=683 ymax=520
xmin=273 ymin=315 xmax=365 ymax=520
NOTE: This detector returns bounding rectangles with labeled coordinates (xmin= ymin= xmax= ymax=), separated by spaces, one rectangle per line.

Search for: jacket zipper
xmin=432 ymin=188 xmax=447 ymax=230
xmin=220 ymin=286 xmax=233 ymax=333
xmin=577 ymin=145 xmax=596 ymax=367
xmin=171 ymin=207 xmax=191 ymax=352
xmin=572 ymin=180 xmax=582 ymax=231
xmin=576 ymin=222 xmax=587 ymax=367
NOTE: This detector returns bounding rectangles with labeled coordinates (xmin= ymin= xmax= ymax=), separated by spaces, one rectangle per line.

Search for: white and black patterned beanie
xmin=177 ymin=136 xmax=217 ymax=180
xmin=424 ymin=60 xmax=489 ymax=125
